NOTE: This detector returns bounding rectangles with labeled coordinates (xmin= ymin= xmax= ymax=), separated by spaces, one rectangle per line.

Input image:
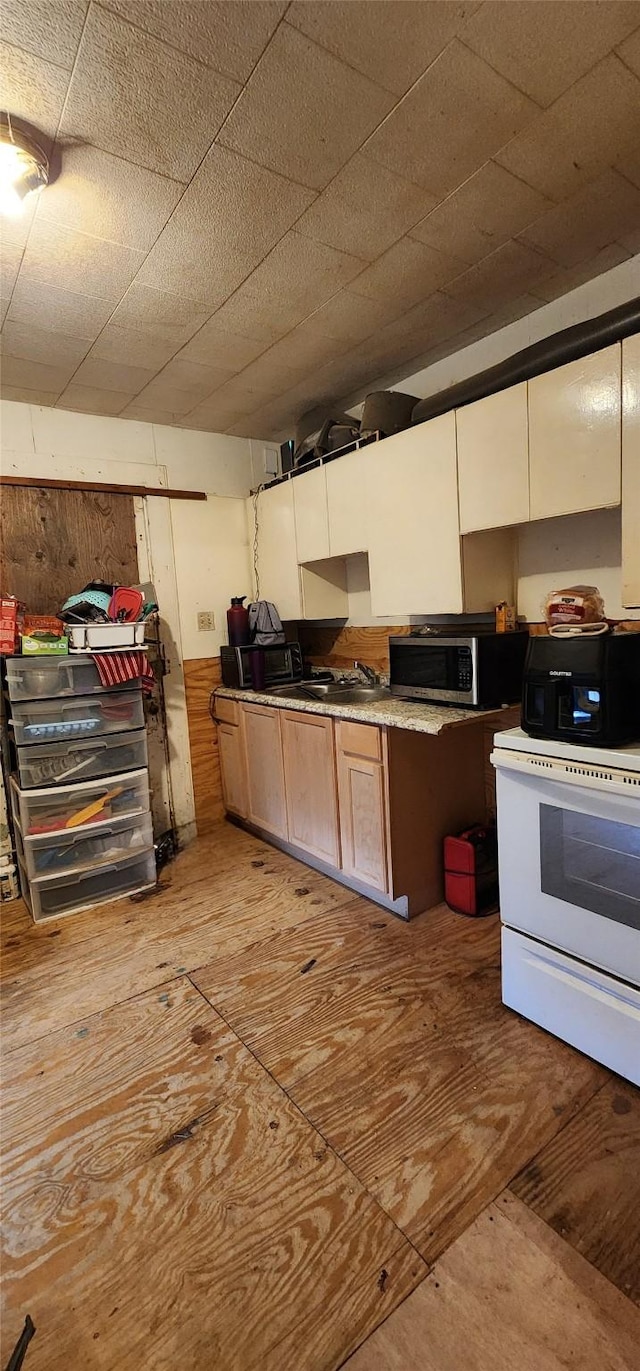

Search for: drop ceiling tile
xmin=364 ymin=39 xmax=538 ymax=198
xmin=0 ymin=43 xmax=69 ymax=139
xmin=295 ymin=153 xmax=437 ymax=261
xmin=59 ymin=5 xmax=240 ymax=180
xmin=462 ymin=1 xmax=640 ymax=107
xmin=0 ymin=193 xmax=38 ymax=254
xmin=496 ymin=55 xmax=640 ymax=202
xmin=385 ymin=289 xmax=489 ymax=349
xmin=87 ymin=324 xmax=182 ymax=371
xmin=530 ymin=243 xmax=634 ymax=302
xmin=209 ymin=232 xmax=367 ymax=343
xmin=146 ymin=357 xmax=235 ymax=399
xmin=118 ymin=404 xmax=183 ymax=425
xmin=1 ymin=355 xmax=77 ymax=393
xmin=176 ymin=319 xmax=268 ymax=370
xmin=410 ymin=161 xmax=553 ymax=265
xmin=444 ymin=239 xmax=558 ymax=312
xmin=288 ymin=0 xmax=478 ymax=96
xmin=136 ymin=144 xmax=316 ymax=304
xmin=38 ymin=145 xmax=185 ymax=251
xmin=131 ymin=385 xmax=208 ymax=416
xmin=245 ymin=325 xmax=349 ymax=384
xmin=2 ymin=1 xmax=87 ymax=69
xmin=519 ymin=168 xmax=640 ymax=267
xmin=0 ymin=241 xmax=23 ymax=301
xmin=350 ymin=237 xmax=466 ymax=310
xmin=70 ymin=357 xmax=156 ymax=394
xmin=0 ymin=321 xmax=90 ymax=369
xmin=7 ymin=280 xmax=115 ymax=340
xmin=618 ymin=25 xmax=640 ymax=76
xmin=302 ymin=291 xmax=409 ymax=344
xmin=0 ymin=385 xmax=61 ymax=405
xmin=180 ymin=396 xmax=253 ymax=429
xmin=618 ymin=223 xmax=640 ymax=253
xmin=102 ymin=0 xmax=287 ymax=82
xmin=218 ymin=22 xmax=395 ymax=191
xmin=19 ymin=220 xmax=145 ymax=300
xmin=108 ymin=284 xmax=211 ymax=339
xmin=56 ymin=385 xmax=135 ymax=415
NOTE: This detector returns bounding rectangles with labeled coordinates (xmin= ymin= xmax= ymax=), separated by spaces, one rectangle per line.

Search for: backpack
xmin=248 ymin=601 xmax=286 ymax=645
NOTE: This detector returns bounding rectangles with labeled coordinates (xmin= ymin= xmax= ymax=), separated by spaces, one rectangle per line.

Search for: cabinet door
xmin=242 ymin=703 xmax=287 ymax=838
xmin=528 ymin=344 xmax=621 ymax=521
xmin=218 ymin=722 xmax=247 ymax=819
xmin=326 ymin=449 xmax=369 ymax=555
xmin=293 ymin=466 xmax=330 ymax=561
xmin=457 ymin=383 xmax=529 ymax=531
xmin=281 ymin=710 xmax=340 ymax=865
xmin=253 ymin=482 xmax=302 ymax=619
xmin=337 ymin=750 xmax=388 ymax=892
xmin=622 ymin=334 xmax=640 ymax=609
xmin=367 ymin=414 xmax=463 ymax=616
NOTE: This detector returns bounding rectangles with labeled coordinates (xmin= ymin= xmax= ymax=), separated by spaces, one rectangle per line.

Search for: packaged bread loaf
xmin=544 ymin=584 xmax=605 ymax=628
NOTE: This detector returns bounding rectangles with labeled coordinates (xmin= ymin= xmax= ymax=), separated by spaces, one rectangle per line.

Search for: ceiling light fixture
xmin=0 ymin=114 xmax=50 ymax=217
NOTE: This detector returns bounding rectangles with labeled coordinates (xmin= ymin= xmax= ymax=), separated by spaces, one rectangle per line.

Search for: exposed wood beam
xmin=0 ymin=475 xmax=207 ymax=501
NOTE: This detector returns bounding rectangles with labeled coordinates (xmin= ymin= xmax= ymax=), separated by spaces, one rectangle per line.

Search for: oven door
xmin=493 ymin=752 xmax=640 ymax=985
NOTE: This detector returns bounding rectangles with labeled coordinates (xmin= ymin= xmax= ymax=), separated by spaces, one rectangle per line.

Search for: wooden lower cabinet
xmin=337 ymin=750 xmax=388 ymax=892
xmin=241 ymin=703 xmax=288 ymax=838
xmin=217 ymin=721 xmax=248 ymax=819
xmin=280 ymin=710 xmax=340 ymax=865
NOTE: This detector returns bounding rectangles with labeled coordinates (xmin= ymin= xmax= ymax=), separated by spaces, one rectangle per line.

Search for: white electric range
xmin=491 ymin=727 xmax=640 ymax=1085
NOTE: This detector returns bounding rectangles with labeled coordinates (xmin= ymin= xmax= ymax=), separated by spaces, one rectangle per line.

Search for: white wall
xmin=387 ymin=255 xmax=640 ymax=404
xmin=517 ymin=508 xmax=639 ymax=623
xmin=0 ymin=400 xmax=268 ymax=838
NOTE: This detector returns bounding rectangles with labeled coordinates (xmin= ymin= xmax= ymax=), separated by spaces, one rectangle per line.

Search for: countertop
xmin=215 ymin=685 xmax=505 ymax=737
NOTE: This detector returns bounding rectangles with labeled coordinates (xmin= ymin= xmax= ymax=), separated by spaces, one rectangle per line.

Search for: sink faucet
xmin=354 ymin=660 xmax=380 ymax=685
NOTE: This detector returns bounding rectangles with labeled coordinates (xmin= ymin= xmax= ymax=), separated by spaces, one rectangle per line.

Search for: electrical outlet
xmin=197 ymin=611 xmax=215 ymax=632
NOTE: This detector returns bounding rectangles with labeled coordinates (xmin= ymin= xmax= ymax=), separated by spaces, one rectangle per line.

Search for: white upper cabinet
xmin=456 ymin=383 xmax=529 ymax=532
xmin=252 ymin=482 xmax=302 ymax=620
xmin=366 ymin=414 xmax=464 ymax=616
xmin=293 ymin=466 xmax=330 ymax=562
xmin=528 ymin=343 xmax=621 ymax=521
xmin=622 ymin=333 xmax=640 ymax=609
xmin=326 ymin=448 xmax=369 ymax=556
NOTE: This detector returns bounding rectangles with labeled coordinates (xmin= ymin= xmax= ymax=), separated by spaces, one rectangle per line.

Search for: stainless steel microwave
xmin=389 ymin=631 xmax=528 ymax=707
xmin=220 ymin=642 xmax=303 ymax=689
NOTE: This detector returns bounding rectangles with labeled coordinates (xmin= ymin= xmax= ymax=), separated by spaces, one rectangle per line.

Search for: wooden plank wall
xmin=0 ymin=486 xmax=139 ymax=612
xmin=183 ymin=657 xmax=224 ymax=834
xmin=296 ymin=624 xmax=411 ymax=674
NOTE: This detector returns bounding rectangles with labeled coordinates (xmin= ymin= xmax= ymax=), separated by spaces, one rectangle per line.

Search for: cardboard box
xmin=23 ymin=614 xmax=65 ymax=636
xmin=0 ymin=595 xmax=26 ymax=655
xmin=20 ymin=633 xmax=69 ymax=655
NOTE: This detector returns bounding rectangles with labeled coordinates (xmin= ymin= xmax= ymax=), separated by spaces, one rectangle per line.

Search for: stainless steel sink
xmin=264 ymin=682 xmax=391 ymax=705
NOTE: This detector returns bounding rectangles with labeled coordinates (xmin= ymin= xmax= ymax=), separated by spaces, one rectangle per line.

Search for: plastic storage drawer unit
xmin=10 ymin=689 xmax=144 ymax=746
xmin=18 ymin=848 xmax=157 ymax=922
xmin=10 ymin=768 xmax=150 ymax=836
xmin=16 ymin=811 xmax=154 ymax=881
xmin=15 ymin=728 xmax=148 ymax=789
xmin=6 ymin=654 xmax=142 ymax=701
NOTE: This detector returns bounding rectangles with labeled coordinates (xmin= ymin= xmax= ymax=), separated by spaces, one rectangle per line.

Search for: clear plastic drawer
xmin=19 ymin=848 xmax=157 ymax=922
xmin=10 ymin=690 xmax=144 ymax=746
xmin=15 ymin=729 xmax=148 ymax=789
xmin=18 ymin=811 xmax=154 ymax=881
xmin=10 ymin=768 xmax=150 ymax=837
xmin=6 ymin=654 xmax=142 ymax=701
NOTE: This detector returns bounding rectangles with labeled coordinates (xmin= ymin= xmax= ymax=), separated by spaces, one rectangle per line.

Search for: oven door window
xmin=540 ymin=804 xmax=640 ymax=930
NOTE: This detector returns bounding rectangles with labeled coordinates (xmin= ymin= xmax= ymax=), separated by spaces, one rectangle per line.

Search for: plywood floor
xmin=1 ymin=823 xmax=638 ymax=1370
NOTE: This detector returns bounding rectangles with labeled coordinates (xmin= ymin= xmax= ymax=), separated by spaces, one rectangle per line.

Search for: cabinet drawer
xmin=19 ymin=848 xmax=156 ymax=923
xmin=10 ymin=768 xmax=150 ymax=838
xmin=214 ymin=696 xmax=241 ymax=726
xmin=17 ymin=810 xmax=154 ymax=881
xmin=7 ymin=654 xmax=112 ymax=701
xmin=15 ymin=729 xmax=148 ymax=790
xmin=336 ymin=719 xmax=382 ymax=761
xmin=10 ymin=689 xmax=144 ymax=746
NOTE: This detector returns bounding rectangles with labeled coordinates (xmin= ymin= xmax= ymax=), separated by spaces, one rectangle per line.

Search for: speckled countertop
xmin=215 ymin=685 xmax=506 ymax=736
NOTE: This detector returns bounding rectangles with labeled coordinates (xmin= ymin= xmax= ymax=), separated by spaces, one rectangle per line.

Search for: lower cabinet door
xmin=281 ymin=710 xmax=340 ymax=865
xmin=242 ymin=703 xmax=288 ymax=838
xmin=218 ymin=722 xmax=248 ymax=819
xmin=337 ymin=751 xmax=388 ymax=892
